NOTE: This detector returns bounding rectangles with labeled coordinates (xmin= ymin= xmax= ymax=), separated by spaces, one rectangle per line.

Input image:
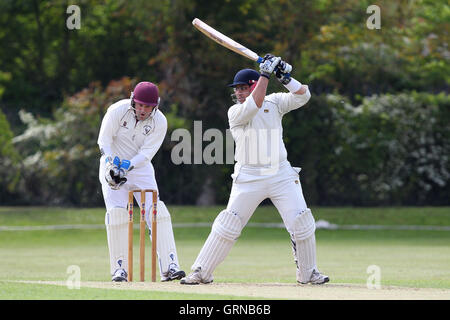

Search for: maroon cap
xmin=133 ymin=82 xmax=159 ymax=106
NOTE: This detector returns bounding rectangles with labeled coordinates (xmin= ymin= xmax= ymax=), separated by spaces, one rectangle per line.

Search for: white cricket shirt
xmin=228 ymin=88 xmax=311 ymax=175
xmin=97 ymin=99 xmax=167 ymax=169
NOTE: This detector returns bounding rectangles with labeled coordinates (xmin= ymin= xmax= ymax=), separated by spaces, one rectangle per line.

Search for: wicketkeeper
xmin=181 ymin=55 xmax=329 ymax=285
xmin=98 ymin=81 xmax=185 ymax=282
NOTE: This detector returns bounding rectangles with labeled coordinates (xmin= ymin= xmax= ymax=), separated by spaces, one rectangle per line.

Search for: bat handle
xmin=256 ymin=57 xmax=264 ymax=63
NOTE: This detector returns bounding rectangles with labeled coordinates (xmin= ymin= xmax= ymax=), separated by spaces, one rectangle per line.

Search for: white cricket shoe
xmin=180 ymin=267 xmax=213 ymax=285
xmin=299 ymin=269 xmax=329 ymax=285
xmin=111 ymin=268 xmax=128 ymax=282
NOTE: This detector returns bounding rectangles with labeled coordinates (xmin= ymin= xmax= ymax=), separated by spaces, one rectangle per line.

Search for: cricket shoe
xmin=180 ymin=267 xmax=213 ymax=285
xmin=161 ymin=267 xmax=186 ymax=282
xmin=298 ymin=269 xmax=329 ymax=285
xmin=111 ymin=268 xmax=128 ymax=282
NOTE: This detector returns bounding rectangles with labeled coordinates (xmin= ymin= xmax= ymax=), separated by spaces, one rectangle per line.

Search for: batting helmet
xmin=132 ymin=82 xmax=160 ymax=106
xmin=228 ymin=69 xmax=260 ymax=88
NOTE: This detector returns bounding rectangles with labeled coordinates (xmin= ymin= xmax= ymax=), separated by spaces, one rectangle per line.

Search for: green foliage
xmin=0 ymin=108 xmax=20 ymax=200
xmin=284 ymin=92 xmax=450 ymax=205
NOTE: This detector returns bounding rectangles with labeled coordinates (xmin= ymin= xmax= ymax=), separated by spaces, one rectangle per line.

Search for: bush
xmin=0 ymin=108 xmax=20 ymax=203
xmin=12 ymin=78 xmax=134 ymax=205
xmin=284 ymin=91 xmax=450 ymax=205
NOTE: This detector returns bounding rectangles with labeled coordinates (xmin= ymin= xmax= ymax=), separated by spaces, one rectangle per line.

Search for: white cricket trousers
xmin=192 ymin=161 xmax=318 ymax=282
xmin=227 ymin=161 xmax=307 ymax=233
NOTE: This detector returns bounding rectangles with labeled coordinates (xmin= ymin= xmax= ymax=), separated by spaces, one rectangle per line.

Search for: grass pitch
xmin=0 ymin=206 xmax=449 ymax=300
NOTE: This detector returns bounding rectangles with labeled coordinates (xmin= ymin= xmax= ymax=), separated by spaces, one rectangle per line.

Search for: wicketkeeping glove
xmin=105 ymin=156 xmax=122 ymax=189
xmin=118 ymin=160 xmax=133 ymax=179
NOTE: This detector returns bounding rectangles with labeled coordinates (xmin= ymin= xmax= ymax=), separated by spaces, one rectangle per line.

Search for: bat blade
xmin=192 ymin=18 xmax=263 ymax=63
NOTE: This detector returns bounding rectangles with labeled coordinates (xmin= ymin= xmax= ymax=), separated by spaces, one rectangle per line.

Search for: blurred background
xmin=0 ymin=0 xmax=448 ymax=207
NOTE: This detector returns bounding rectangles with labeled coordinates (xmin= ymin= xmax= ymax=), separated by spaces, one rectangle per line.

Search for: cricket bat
xmin=192 ymin=18 xmax=264 ymax=63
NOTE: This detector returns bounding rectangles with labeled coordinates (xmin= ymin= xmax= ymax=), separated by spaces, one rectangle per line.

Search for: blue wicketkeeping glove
xmin=118 ymin=159 xmax=133 ymax=179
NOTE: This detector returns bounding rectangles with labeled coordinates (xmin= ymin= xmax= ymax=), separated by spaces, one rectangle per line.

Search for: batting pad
xmin=292 ymin=208 xmax=317 ymax=283
xmin=192 ymin=210 xmax=242 ymax=278
xmin=105 ymin=207 xmax=128 ymax=275
xmin=146 ymin=200 xmax=180 ymax=277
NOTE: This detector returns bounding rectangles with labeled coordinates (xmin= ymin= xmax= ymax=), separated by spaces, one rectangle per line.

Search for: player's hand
xmin=105 ymin=156 xmax=120 ymax=183
xmin=118 ymin=159 xmax=133 ymax=179
xmin=275 ymin=60 xmax=292 ymax=85
xmin=259 ymin=54 xmax=281 ymax=79
xmin=277 ymin=60 xmax=292 ymax=74
xmin=105 ymin=156 xmax=124 ymax=190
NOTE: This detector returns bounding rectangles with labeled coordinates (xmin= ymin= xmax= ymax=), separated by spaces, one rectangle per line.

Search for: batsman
xmin=97 ymin=81 xmax=185 ymax=282
xmin=181 ymin=55 xmax=329 ymax=285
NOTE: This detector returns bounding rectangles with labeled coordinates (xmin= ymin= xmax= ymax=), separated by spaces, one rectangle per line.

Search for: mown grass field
xmin=0 ymin=206 xmax=449 ymax=300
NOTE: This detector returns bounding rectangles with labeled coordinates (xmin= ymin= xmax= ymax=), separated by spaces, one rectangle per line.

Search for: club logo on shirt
xmin=121 ymin=121 xmax=128 ymax=129
xmin=264 ymin=109 xmax=269 ymax=113
xmin=143 ymin=124 xmax=153 ymax=135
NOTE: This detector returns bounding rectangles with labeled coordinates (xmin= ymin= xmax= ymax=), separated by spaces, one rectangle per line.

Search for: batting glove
xmin=275 ymin=60 xmax=293 ymax=85
xmin=259 ymin=54 xmax=281 ymax=79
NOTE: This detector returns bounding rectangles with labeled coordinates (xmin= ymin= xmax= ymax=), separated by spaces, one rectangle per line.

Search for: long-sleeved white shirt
xmin=97 ymin=99 xmax=167 ymax=169
xmin=228 ymin=87 xmax=311 ymax=175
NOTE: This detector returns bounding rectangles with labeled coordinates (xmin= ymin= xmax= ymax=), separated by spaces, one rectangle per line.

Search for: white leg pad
xmin=192 ymin=210 xmax=242 ymax=278
xmin=147 ymin=200 xmax=180 ymax=277
xmin=105 ymin=208 xmax=128 ymax=275
xmin=291 ymin=208 xmax=317 ymax=283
